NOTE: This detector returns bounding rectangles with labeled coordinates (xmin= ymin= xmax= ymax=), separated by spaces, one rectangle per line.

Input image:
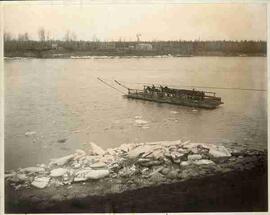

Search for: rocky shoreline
xmin=5 ymin=140 xmax=268 ymax=213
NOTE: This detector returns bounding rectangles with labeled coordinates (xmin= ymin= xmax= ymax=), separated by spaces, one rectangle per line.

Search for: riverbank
xmin=4 ymin=50 xmax=266 ymax=59
xmin=5 ymin=140 xmax=268 ymax=213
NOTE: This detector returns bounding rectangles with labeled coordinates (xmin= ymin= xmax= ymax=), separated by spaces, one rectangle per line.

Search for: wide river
xmin=5 ymin=57 xmax=267 ymax=169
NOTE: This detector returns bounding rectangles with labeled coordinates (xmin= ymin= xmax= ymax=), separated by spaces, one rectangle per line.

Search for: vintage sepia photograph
xmin=2 ymin=1 xmax=268 ymax=213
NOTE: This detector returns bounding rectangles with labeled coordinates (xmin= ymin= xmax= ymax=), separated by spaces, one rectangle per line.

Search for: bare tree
xmin=38 ymin=28 xmax=46 ymax=41
xmin=64 ymin=30 xmax=70 ymax=41
xmin=92 ymin=34 xmax=99 ymax=42
xmin=24 ymin=32 xmax=29 ymax=41
xmin=17 ymin=33 xmax=24 ymax=41
xmin=46 ymin=31 xmax=50 ymax=41
xmin=4 ymin=32 xmax=12 ymax=41
xmin=71 ymin=32 xmax=77 ymax=41
xmin=17 ymin=32 xmax=29 ymax=41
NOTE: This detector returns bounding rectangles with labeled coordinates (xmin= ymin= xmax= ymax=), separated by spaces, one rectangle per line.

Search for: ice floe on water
xmin=170 ymin=111 xmax=179 ymax=114
xmin=135 ymin=119 xmax=148 ymax=125
xmin=25 ymin=131 xmax=36 ymax=136
xmin=134 ymin=116 xmax=149 ymax=128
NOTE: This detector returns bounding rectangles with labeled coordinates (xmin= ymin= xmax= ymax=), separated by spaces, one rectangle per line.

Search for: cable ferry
xmin=114 ymin=80 xmax=223 ymax=109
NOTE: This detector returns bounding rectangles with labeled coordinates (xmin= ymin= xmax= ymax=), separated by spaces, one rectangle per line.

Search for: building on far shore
xmin=98 ymin=42 xmax=116 ymax=50
xmin=51 ymin=43 xmax=58 ymax=49
xmin=135 ymin=43 xmax=153 ymax=51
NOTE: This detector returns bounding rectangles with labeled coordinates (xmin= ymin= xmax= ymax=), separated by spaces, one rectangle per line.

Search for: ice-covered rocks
xmin=17 ymin=174 xmax=28 ymax=181
xmin=90 ymin=162 xmax=107 ymax=169
xmin=209 ymin=145 xmax=232 ymax=158
xmin=50 ymin=168 xmax=68 ymax=177
xmin=89 ymin=142 xmax=105 ymax=155
xmin=20 ymin=167 xmax=45 ymax=173
xmin=188 ymin=154 xmax=202 ymax=161
xmin=180 ymin=161 xmax=190 ymax=167
xmin=49 ymin=154 xmax=75 ymax=166
xmin=74 ymin=169 xmax=109 ymax=181
xmin=31 ymin=177 xmax=50 ymax=189
xmin=193 ymin=159 xmax=215 ymax=165
xmin=6 ymin=139 xmax=247 ymax=193
xmin=128 ymin=145 xmax=155 ymax=159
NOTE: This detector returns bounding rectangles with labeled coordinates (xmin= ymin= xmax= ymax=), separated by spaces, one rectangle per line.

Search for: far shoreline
xmin=4 ymin=53 xmax=267 ymax=60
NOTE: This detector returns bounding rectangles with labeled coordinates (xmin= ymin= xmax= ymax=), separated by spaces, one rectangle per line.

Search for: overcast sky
xmin=3 ymin=3 xmax=267 ymax=41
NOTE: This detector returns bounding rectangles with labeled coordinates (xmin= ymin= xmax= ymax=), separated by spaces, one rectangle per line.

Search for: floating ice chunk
xmin=134 ymin=116 xmax=143 ymax=119
xmin=170 ymin=111 xmax=179 ymax=114
xmin=57 ymin=138 xmax=67 ymax=143
xmin=25 ymin=131 xmax=36 ymax=136
xmin=135 ymin=119 xmax=148 ymax=126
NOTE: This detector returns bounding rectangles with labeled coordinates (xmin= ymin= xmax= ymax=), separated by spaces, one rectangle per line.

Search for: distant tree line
xmin=3 ymin=30 xmax=266 ymax=56
xmin=4 ymin=40 xmax=266 ymax=55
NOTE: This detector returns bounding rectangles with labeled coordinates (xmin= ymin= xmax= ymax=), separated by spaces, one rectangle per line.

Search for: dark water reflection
xmin=5 ymin=57 xmax=267 ymax=169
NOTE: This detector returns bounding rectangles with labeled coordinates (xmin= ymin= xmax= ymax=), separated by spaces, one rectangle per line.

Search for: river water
xmin=4 ymin=57 xmax=267 ymax=169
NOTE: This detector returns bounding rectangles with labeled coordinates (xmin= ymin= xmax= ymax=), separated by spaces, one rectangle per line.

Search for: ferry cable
xmin=97 ymin=77 xmax=126 ymax=94
xmin=116 ymin=80 xmax=267 ymax=92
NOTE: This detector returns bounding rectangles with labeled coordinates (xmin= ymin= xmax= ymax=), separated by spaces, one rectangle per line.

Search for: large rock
xmin=90 ymin=162 xmax=107 ymax=169
xmin=118 ymin=143 xmax=135 ymax=153
xmin=128 ymin=144 xmax=162 ymax=159
xmin=147 ymin=140 xmax=182 ymax=147
xmin=74 ymin=169 xmax=109 ymax=181
xmin=17 ymin=174 xmax=28 ymax=181
xmin=188 ymin=154 xmax=202 ymax=161
xmin=50 ymin=168 xmax=68 ymax=177
xmin=193 ymin=159 xmax=215 ymax=165
xmin=180 ymin=161 xmax=191 ymax=167
xmin=89 ymin=142 xmax=105 ymax=155
xmin=73 ymin=149 xmax=86 ymax=160
xmin=49 ymin=154 xmax=75 ymax=166
xmin=167 ymin=169 xmax=179 ymax=179
xmin=85 ymin=169 xmax=110 ymax=180
xmin=182 ymin=142 xmax=231 ymax=158
xmin=139 ymin=160 xmax=164 ymax=167
xmin=209 ymin=145 xmax=231 ymax=158
xmin=119 ymin=165 xmax=136 ymax=177
xmin=150 ymin=172 xmax=165 ymax=183
xmin=31 ymin=177 xmax=50 ymax=189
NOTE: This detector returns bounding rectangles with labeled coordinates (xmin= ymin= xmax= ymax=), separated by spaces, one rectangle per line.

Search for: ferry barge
xmin=124 ymin=84 xmax=223 ymax=109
